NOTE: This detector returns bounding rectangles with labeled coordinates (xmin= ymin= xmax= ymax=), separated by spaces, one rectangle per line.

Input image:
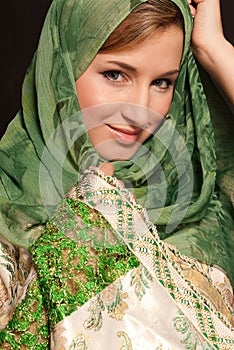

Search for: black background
xmin=0 ymin=1 xmax=233 ymax=137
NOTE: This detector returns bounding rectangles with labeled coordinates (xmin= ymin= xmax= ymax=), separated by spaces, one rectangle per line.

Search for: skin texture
xmin=76 ymin=26 xmax=184 ymax=160
xmin=99 ymin=162 xmax=115 ymax=176
xmin=188 ymin=0 xmax=234 ymax=104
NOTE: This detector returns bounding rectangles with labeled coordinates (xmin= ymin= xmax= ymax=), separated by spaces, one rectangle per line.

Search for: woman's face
xmin=76 ymin=26 xmax=183 ymax=160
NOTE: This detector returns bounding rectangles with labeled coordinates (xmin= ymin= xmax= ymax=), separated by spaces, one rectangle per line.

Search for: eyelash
xmin=102 ymin=70 xmax=126 ymax=84
xmin=101 ymin=70 xmax=173 ymax=90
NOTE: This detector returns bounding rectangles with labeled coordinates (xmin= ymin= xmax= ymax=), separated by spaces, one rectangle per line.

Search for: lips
xmin=107 ymin=124 xmax=140 ymax=144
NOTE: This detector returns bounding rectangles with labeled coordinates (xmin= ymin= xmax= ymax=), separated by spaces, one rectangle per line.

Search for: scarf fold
xmin=0 ymin=0 xmax=233 ymax=285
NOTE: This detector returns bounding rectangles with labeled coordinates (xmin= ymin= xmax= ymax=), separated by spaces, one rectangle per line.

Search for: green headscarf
xmin=0 ymin=0 xmax=233 ymax=285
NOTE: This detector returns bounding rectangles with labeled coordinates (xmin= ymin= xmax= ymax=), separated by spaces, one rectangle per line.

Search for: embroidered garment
xmin=0 ymin=0 xmax=234 ymax=348
xmin=0 ymin=168 xmax=233 ymax=348
xmin=0 ymin=0 xmax=233 ymax=286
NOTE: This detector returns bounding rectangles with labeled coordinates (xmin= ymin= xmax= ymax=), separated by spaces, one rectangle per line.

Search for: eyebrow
xmin=107 ymin=61 xmax=137 ymax=73
xmin=106 ymin=60 xmax=180 ymax=76
xmin=159 ymin=69 xmax=180 ymax=77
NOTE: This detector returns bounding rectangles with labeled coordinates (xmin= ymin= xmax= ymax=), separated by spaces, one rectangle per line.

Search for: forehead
xmin=71 ymin=1 xmax=191 ymax=79
xmin=88 ymin=26 xmax=184 ymax=71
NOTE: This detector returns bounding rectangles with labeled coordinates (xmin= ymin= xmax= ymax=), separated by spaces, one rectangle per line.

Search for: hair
xmin=100 ymin=0 xmax=184 ymax=52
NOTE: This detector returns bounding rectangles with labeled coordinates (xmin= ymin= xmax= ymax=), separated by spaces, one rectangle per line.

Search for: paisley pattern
xmin=0 ymin=169 xmax=233 ymax=349
xmin=0 ymin=0 xmax=234 ymax=348
xmin=0 ymin=0 xmax=233 ymax=289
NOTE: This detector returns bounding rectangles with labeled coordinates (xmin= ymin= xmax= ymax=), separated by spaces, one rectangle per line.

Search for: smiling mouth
xmin=107 ymin=124 xmax=140 ymax=144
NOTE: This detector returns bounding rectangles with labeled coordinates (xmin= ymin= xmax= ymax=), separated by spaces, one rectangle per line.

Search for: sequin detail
xmin=0 ymin=198 xmax=139 ymax=348
xmin=76 ymin=167 xmax=234 ymax=348
xmin=0 ymin=278 xmax=49 ymax=349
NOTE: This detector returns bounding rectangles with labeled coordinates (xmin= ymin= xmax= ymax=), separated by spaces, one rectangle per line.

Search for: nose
xmin=120 ymin=85 xmax=151 ymax=128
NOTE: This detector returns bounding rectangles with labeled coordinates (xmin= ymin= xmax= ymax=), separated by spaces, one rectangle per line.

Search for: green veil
xmin=0 ymin=0 xmax=234 ymax=285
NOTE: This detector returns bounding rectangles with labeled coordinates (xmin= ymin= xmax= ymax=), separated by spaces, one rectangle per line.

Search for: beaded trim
xmin=76 ymin=166 xmax=234 ymax=349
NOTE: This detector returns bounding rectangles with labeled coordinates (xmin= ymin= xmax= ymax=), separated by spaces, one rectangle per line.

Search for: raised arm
xmin=188 ymin=0 xmax=234 ymax=105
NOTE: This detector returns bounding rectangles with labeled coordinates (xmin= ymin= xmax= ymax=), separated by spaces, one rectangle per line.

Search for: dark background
xmin=0 ymin=1 xmax=234 ymax=138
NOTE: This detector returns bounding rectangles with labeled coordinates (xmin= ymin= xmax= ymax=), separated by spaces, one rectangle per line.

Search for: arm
xmin=188 ymin=0 xmax=234 ymax=105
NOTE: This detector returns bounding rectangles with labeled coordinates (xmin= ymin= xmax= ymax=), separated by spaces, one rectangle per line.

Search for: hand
xmin=187 ymin=0 xmax=200 ymax=17
xmin=98 ymin=162 xmax=115 ymax=176
xmin=98 ymin=162 xmax=125 ymax=189
xmin=187 ymin=0 xmax=223 ymax=54
xmin=187 ymin=0 xmax=234 ymax=105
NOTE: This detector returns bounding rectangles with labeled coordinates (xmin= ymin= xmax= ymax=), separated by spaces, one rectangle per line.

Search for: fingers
xmin=98 ymin=162 xmax=114 ymax=176
xmin=187 ymin=0 xmax=205 ymax=17
xmin=98 ymin=163 xmax=137 ymax=203
xmin=189 ymin=4 xmax=196 ymax=17
xmin=188 ymin=0 xmax=204 ymax=5
xmin=98 ymin=162 xmax=126 ymax=189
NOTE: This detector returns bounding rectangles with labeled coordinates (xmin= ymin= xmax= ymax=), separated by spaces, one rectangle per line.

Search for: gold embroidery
xmin=117 ymin=330 xmax=133 ymax=350
xmin=130 ymin=265 xmax=153 ymax=300
xmin=108 ymin=291 xmax=128 ymax=321
xmin=173 ymin=255 xmax=234 ymax=327
xmin=84 ymin=294 xmax=104 ymax=331
xmin=70 ymin=331 xmax=90 ymax=350
xmin=102 ymin=280 xmax=129 ymax=321
xmin=78 ymin=167 xmax=234 ymax=348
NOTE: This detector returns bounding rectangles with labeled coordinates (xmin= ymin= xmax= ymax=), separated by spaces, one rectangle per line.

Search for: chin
xmin=96 ymin=146 xmax=139 ymax=161
xmin=93 ymin=137 xmax=144 ymax=161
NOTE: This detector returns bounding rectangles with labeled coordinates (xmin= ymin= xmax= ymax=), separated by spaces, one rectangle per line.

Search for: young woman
xmin=0 ymin=0 xmax=233 ymax=348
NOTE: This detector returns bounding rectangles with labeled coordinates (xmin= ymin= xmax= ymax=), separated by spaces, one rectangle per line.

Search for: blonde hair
xmin=100 ymin=0 xmax=184 ymax=52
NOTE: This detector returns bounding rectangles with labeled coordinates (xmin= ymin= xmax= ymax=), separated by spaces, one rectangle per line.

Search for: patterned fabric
xmin=0 ymin=0 xmax=233 ymax=288
xmin=0 ymin=168 xmax=233 ymax=348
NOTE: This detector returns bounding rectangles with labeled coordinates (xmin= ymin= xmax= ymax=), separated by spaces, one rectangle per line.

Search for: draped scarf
xmin=0 ymin=0 xmax=233 ymax=285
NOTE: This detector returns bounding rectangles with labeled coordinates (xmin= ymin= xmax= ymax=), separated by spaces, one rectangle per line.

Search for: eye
xmin=152 ymin=79 xmax=172 ymax=89
xmin=102 ymin=70 xmax=125 ymax=83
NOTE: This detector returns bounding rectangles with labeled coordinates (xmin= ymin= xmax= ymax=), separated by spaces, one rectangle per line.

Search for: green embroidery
xmin=29 ymin=198 xmax=139 ymax=327
xmin=84 ymin=294 xmax=105 ymax=331
xmin=104 ymin=281 xmax=129 ymax=321
xmin=173 ymin=310 xmax=214 ymax=350
xmin=117 ymin=330 xmax=133 ymax=350
xmin=69 ymin=331 xmax=89 ymax=350
xmin=0 ymin=279 xmax=49 ymax=349
xmin=130 ymin=265 xmax=153 ymax=300
xmin=0 ymin=197 xmax=139 ymax=348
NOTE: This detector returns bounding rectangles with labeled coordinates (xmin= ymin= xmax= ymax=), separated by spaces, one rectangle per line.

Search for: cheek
xmin=76 ymin=75 xmax=119 ymax=110
xmin=87 ymin=126 xmax=104 ymax=147
xmin=150 ymin=92 xmax=174 ymax=118
xmin=75 ymin=76 xmax=108 ymax=110
xmin=75 ymin=79 xmax=96 ymax=110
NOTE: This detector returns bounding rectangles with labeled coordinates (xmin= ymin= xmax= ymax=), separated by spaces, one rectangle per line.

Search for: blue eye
xmin=103 ymin=70 xmax=125 ymax=82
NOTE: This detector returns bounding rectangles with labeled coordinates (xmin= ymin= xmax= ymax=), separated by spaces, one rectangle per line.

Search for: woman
xmin=0 ymin=0 xmax=233 ymax=348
